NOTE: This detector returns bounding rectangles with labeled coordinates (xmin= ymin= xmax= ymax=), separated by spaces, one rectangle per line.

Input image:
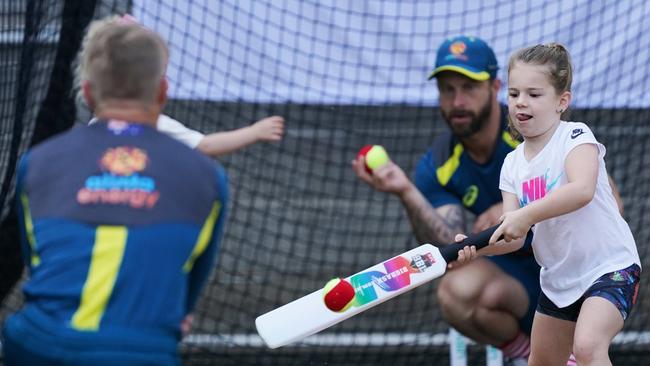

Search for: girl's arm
xmin=197 ymin=116 xmax=284 ymax=157
xmin=491 ymin=143 xmax=599 ymax=243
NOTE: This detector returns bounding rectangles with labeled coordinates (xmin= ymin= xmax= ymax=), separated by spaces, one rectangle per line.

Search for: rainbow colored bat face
xmin=347 ymin=252 xmax=435 ymax=308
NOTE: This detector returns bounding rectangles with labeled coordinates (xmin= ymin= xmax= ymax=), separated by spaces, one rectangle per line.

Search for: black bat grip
xmin=439 ymin=224 xmax=502 ymax=263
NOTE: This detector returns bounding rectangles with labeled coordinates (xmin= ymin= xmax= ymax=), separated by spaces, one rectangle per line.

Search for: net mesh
xmin=1 ymin=1 xmax=649 ymax=365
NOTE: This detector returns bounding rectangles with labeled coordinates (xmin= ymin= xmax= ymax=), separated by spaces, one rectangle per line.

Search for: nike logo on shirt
xmin=571 ymin=128 xmax=585 ymax=139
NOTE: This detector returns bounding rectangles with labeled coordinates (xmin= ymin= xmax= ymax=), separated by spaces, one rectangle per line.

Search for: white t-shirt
xmin=88 ymin=114 xmax=204 ymax=149
xmin=156 ymin=114 xmax=204 ymax=149
xmin=500 ymin=121 xmax=640 ymax=307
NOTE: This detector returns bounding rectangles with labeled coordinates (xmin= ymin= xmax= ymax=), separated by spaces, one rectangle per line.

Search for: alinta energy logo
xmin=77 ymin=146 xmax=160 ymax=209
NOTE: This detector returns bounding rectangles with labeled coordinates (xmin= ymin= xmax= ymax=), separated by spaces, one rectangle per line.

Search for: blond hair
xmin=78 ymin=16 xmax=168 ymax=108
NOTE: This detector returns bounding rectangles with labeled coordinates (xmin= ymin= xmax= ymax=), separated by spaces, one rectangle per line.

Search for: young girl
xmin=456 ymin=43 xmax=641 ymax=365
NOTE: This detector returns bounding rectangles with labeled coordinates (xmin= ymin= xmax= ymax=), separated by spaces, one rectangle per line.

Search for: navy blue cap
xmin=428 ymin=36 xmax=498 ymax=81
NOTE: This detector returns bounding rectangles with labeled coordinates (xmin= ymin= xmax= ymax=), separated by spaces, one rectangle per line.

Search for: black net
xmin=1 ymin=1 xmax=649 ymax=365
xmin=0 ymin=0 xmax=128 ymax=336
xmin=0 ymin=0 xmax=82 ymax=308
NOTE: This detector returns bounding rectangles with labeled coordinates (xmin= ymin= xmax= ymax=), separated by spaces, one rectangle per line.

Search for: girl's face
xmin=507 ymin=61 xmax=570 ymax=140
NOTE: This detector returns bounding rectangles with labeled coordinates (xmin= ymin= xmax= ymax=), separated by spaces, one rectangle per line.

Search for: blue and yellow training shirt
xmin=415 ymin=106 xmax=519 ymax=216
xmin=11 ymin=119 xmax=228 ymax=354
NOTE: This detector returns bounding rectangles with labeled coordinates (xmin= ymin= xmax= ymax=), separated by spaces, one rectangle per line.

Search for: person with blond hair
xmin=2 ymin=16 xmax=228 ymax=366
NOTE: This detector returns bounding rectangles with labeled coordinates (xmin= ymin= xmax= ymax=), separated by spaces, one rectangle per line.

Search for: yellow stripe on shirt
xmin=183 ymin=201 xmax=221 ymax=272
xmin=436 ymin=143 xmax=464 ymax=187
xmin=502 ymin=130 xmax=520 ymax=149
xmin=71 ymin=226 xmax=127 ymax=331
xmin=20 ymin=193 xmax=40 ymax=267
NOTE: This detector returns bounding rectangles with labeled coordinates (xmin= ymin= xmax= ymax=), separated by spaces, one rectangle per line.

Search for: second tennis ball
xmin=358 ymin=145 xmax=390 ymax=173
xmin=323 ymin=278 xmax=356 ymax=312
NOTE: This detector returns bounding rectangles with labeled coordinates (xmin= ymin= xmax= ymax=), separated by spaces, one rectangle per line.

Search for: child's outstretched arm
xmin=490 ymin=144 xmax=599 ymax=244
xmin=196 ymin=115 xmax=284 ymax=157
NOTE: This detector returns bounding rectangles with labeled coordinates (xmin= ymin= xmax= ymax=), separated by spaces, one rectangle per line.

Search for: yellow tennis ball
xmin=323 ymin=278 xmax=340 ymax=293
xmin=365 ymin=145 xmax=390 ymax=172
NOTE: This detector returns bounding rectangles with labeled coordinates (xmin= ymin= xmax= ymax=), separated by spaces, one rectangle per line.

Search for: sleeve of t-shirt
xmin=157 ymin=114 xmax=205 ymax=149
xmin=414 ymin=150 xmax=462 ymax=208
xmin=499 ymin=151 xmax=517 ymax=195
xmin=562 ymin=122 xmax=605 ymax=161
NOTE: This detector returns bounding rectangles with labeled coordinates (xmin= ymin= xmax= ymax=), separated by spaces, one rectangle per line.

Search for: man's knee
xmin=436 ymin=276 xmax=456 ymax=312
xmin=436 ymin=270 xmax=480 ymax=321
xmin=437 ymin=260 xmax=510 ymax=308
xmin=437 ymin=272 xmax=466 ymax=306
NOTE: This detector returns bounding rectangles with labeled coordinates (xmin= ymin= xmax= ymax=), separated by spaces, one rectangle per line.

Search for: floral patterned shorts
xmin=537 ymin=263 xmax=641 ymax=322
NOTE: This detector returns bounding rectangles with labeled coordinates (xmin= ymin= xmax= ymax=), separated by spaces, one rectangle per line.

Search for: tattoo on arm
xmin=403 ymin=198 xmax=465 ymax=245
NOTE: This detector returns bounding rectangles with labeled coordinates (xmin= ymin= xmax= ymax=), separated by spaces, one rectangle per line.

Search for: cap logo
xmin=448 ymin=41 xmax=468 ymax=61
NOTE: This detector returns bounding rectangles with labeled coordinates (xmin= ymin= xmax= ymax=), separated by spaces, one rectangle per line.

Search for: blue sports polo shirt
xmin=415 ymin=106 xmax=518 ymax=216
xmin=10 ymin=119 xmax=228 ymax=356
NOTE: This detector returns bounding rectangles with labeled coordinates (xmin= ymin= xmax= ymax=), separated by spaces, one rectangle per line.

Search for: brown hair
xmin=506 ymin=43 xmax=573 ymax=137
xmin=78 ymin=16 xmax=168 ymax=108
xmin=508 ymin=43 xmax=573 ymax=94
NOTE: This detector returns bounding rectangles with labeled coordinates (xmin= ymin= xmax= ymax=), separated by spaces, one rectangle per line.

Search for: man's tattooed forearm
xmin=404 ymin=199 xmax=464 ymax=245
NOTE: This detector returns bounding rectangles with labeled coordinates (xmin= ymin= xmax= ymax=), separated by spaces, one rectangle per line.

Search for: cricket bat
xmin=255 ymin=225 xmax=500 ymax=349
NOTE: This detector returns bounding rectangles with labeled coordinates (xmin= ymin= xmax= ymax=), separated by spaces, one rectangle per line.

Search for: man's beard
xmin=441 ymin=92 xmax=493 ymax=139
